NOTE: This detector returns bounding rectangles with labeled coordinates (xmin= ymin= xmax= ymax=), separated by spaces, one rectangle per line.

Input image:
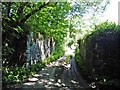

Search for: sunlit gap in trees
xmin=65 ymin=0 xmax=105 ymax=56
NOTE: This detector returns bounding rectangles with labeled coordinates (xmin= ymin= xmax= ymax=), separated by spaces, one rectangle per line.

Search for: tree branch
xmin=17 ymin=2 xmax=29 ymax=17
xmin=20 ymin=2 xmax=50 ymax=23
xmin=7 ymin=2 xmax=12 ymax=18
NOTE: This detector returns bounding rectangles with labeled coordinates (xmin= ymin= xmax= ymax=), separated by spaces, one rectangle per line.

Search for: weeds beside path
xmin=4 ymin=56 xmax=89 ymax=90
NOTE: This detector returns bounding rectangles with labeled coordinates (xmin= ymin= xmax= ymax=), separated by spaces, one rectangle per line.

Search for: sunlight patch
xmin=58 ymin=79 xmax=61 ymax=83
xmin=28 ymin=78 xmax=39 ymax=82
xmin=33 ymin=74 xmax=40 ymax=77
xmin=40 ymin=79 xmax=48 ymax=83
xmin=65 ymin=64 xmax=70 ymax=68
xmin=71 ymin=80 xmax=78 ymax=84
xmin=23 ymin=82 xmax=35 ymax=86
xmin=38 ymin=81 xmax=43 ymax=84
xmin=54 ymin=82 xmax=61 ymax=87
xmin=62 ymin=83 xmax=65 ymax=86
xmin=42 ymin=68 xmax=47 ymax=71
xmin=45 ymin=84 xmax=50 ymax=88
xmin=49 ymin=79 xmax=54 ymax=82
xmin=42 ymin=73 xmax=49 ymax=76
xmin=47 ymin=81 xmax=53 ymax=85
xmin=39 ymin=74 xmax=43 ymax=77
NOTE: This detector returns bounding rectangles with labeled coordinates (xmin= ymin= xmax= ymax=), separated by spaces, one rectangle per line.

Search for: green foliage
xmin=74 ymin=46 xmax=89 ymax=76
xmin=94 ymin=21 xmax=120 ymax=32
xmin=2 ymin=1 xmax=109 ymax=67
xmin=67 ymin=40 xmax=74 ymax=48
xmin=27 ymin=2 xmax=71 ymax=42
xmin=2 ymin=62 xmax=45 ymax=85
xmin=43 ymin=42 xmax=64 ymax=64
xmin=74 ymin=47 xmax=80 ymax=62
xmin=2 ymin=46 xmax=14 ymax=58
xmin=2 ymin=1 xmax=111 ymax=87
xmin=2 ymin=2 xmax=71 ymax=67
xmin=81 ymin=21 xmax=120 ymax=42
xmin=2 ymin=41 xmax=64 ymax=85
xmin=3 ymin=66 xmax=30 ymax=85
xmin=64 ymin=54 xmax=71 ymax=63
xmin=29 ymin=63 xmax=45 ymax=72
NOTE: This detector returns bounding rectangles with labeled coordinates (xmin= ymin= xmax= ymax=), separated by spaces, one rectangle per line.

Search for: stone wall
xmin=26 ymin=32 xmax=55 ymax=67
xmin=79 ymin=29 xmax=120 ymax=78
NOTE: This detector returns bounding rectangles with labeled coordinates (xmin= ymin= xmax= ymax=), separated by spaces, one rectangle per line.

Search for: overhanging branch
xmin=17 ymin=2 xmax=29 ymax=17
xmin=20 ymin=2 xmax=50 ymax=23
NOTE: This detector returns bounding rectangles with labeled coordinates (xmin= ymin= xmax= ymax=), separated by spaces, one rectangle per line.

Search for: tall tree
xmin=2 ymin=2 xmax=71 ymax=66
xmin=2 ymin=0 xmax=109 ymax=66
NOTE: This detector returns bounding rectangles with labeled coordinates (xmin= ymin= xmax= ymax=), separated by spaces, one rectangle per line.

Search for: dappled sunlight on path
xmin=14 ymin=56 xmax=89 ymax=89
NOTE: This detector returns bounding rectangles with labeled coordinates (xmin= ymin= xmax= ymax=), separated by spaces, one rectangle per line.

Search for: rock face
xmin=79 ymin=29 xmax=120 ymax=79
xmin=26 ymin=32 xmax=55 ymax=67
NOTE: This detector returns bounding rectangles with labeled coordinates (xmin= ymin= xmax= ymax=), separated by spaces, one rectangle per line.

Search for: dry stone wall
xmin=79 ymin=29 xmax=120 ymax=79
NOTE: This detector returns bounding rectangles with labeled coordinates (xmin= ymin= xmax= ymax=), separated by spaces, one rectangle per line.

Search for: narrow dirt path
xmin=12 ymin=56 xmax=90 ymax=89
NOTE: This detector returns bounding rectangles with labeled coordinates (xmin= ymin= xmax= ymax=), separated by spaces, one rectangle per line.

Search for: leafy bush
xmin=2 ymin=62 xmax=45 ymax=86
xmin=3 ymin=40 xmax=65 ymax=86
xmin=3 ymin=67 xmax=30 ymax=85
xmin=64 ymin=54 xmax=71 ymax=64
xmin=94 ymin=22 xmax=120 ymax=32
xmin=43 ymin=44 xmax=64 ymax=64
xmin=74 ymin=47 xmax=89 ymax=79
xmin=74 ymin=47 xmax=80 ymax=62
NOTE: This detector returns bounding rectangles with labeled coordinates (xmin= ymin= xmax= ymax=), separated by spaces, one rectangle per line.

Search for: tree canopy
xmin=2 ymin=1 xmax=109 ymax=66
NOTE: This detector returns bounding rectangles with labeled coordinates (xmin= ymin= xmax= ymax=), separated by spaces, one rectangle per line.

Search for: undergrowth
xmin=2 ymin=43 xmax=65 ymax=86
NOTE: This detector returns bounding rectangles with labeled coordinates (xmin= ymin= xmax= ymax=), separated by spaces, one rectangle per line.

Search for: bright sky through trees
xmin=101 ymin=0 xmax=119 ymax=23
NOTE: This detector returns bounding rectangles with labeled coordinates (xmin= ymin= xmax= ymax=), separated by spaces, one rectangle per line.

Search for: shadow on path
xmin=7 ymin=56 xmax=90 ymax=90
